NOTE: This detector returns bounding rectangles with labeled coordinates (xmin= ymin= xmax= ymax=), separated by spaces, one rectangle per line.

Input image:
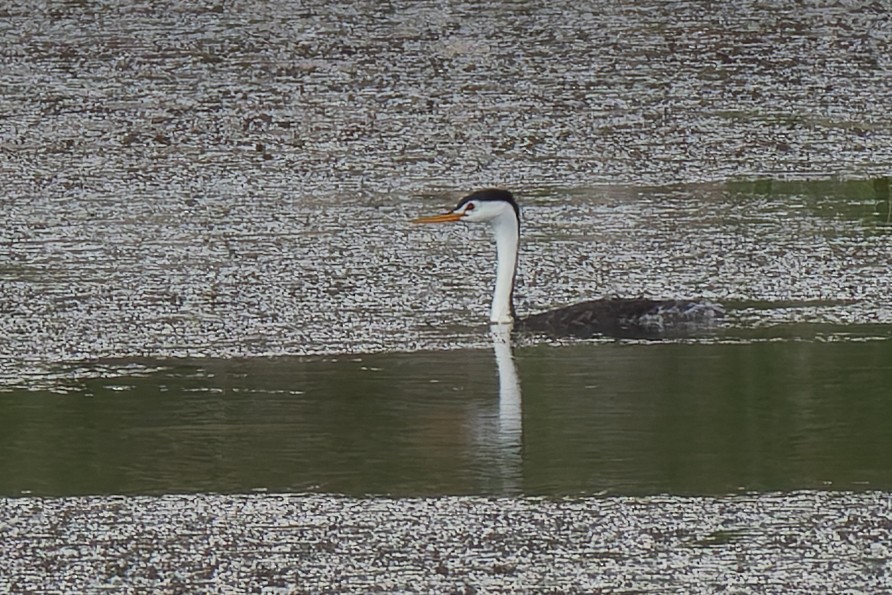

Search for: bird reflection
xmin=489 ymin=324 xmax=523 ymax=492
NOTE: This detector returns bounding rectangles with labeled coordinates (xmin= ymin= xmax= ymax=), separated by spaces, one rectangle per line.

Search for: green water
xmin=3 ymin=338 xmax=890 ymax=497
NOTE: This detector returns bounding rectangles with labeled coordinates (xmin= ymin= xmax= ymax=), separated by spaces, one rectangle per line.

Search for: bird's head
xmin=413 ymin=188 xmax=519 ymax=227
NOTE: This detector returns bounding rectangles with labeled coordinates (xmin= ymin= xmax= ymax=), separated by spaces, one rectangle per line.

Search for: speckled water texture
xmin=1 ymin=492 xmax=891 ymax=593
xmin=3 ymin=1 xmax=892 ymax=592
xmin=2 ymin=0 xmax=892 ymax=386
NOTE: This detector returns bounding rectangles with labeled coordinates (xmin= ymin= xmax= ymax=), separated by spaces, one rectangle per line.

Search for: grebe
xmin=413 ymin=188 xmax=723 ymax=338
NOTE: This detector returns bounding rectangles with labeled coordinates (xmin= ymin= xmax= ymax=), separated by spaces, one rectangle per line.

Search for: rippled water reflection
xmin=3 ymin=333 xmax=891 ymax=497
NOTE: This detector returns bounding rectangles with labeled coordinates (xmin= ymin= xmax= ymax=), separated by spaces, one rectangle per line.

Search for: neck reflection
xmin=489 ymin=324 xmax=523 ymax=492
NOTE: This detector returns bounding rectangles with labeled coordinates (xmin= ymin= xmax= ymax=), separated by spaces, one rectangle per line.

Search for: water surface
xmin=3 ymin=336 xmax=891 ymax=497
xmin=3 ymin=0 xmax=892 ymax=384
xmin=3 ymin=1 xmax=892 ymax=590
xmin=3 ymin=492 xmax=889 ymax=593
xmin=3 ymin=178 xmax=892 ymax=389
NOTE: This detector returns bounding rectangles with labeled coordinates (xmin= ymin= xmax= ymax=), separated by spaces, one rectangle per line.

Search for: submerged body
xmin=519 ymin=297 xmax=722 ymax=338
xmin=414 ymin=189 xmax=723 ymax=338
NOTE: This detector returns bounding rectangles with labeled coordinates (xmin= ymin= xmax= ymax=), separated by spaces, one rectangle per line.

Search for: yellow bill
xmin=412 ymin=212 xmax=463 ymax=224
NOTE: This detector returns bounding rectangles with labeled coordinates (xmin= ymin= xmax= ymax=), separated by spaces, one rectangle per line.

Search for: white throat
xmin=489 ymin=210 xmax=519 ymax=325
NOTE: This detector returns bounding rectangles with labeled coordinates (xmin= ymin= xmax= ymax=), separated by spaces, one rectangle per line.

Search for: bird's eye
xmin=465 ymin=203 xmax=475 ymax=211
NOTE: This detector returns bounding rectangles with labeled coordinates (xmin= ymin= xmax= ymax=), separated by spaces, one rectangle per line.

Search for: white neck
xmin=489 ymin=210 xmax=519 ymax=324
